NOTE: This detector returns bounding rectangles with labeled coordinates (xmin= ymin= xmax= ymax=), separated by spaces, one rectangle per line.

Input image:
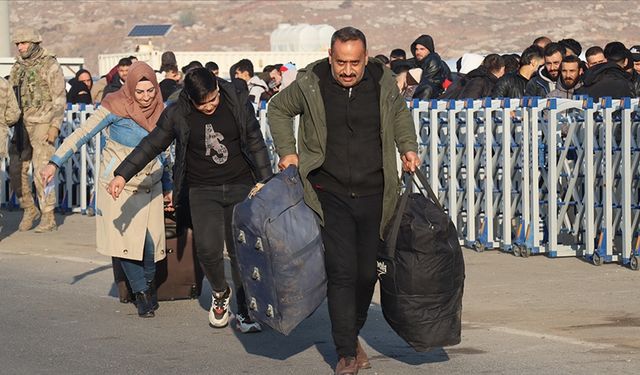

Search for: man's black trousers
xmin=316 ymin=189 xmax=383 ymax=358
xmin=189 ymin=184 xmax=251 ymax=313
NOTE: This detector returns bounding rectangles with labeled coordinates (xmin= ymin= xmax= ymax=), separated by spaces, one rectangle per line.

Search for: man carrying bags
xmin=267 ymin=26 xmax=419 ymax=375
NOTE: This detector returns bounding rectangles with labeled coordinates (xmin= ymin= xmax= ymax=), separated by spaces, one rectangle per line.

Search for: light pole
xmin=0 ymin=1 xmax=10 ymax=57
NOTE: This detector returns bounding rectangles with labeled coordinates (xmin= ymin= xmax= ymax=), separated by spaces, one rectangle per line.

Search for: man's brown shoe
xmin=356 ymin=339 xmax=371 ymax=369
xmin=335 ymin=356 xmax=358 ymax=375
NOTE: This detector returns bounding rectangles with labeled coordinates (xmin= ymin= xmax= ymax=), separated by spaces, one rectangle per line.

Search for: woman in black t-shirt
xmin=108 ymin=68 xmax=273 ymax=333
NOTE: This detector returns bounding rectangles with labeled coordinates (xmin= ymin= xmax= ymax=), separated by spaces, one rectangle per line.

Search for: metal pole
xmin=501 ymin=101 xmax=512 ymax=249
xmin=621 ymin=99 xmax=632 ymax=263
xmin=0 ymin=1 xmax=11 ymax=57
xmin=464 ymin=102 xmax=475 ymax=247
xmin=447 ymin=102 xmax=458 ymax=231
xmin=428 ymin=102 xmax=439 ymax=198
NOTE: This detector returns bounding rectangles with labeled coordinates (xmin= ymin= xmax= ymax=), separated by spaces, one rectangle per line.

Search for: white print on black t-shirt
xmin=204 ymin=123 xmax=228 ymax=164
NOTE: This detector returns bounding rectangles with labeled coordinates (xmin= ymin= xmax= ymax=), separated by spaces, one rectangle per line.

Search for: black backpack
xmin=377 ymin=170 xmax=465 ymax=351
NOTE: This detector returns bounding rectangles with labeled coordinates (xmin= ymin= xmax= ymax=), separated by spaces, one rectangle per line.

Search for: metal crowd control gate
xmin=58 ymin=104 xmax=101 ymax=215
xmin=283 ymin=96 xmax=637 ymax=270
xmin=1 ymin=103 xmax=101 ymax=215
xmin=2 ymin=99 xmax=639 ymax=270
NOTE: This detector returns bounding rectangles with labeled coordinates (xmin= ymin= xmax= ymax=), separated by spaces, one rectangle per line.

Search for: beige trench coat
xmin=52 ymin=107 xmax=166 ymax=262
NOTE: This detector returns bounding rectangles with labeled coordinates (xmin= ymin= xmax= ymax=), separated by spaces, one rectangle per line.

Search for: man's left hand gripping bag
xmin=232 ymin=165 xmax=327 ymax=335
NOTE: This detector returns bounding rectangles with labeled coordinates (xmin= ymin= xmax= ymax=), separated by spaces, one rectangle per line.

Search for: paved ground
xmin=0 ymin=210 xmax=639 ymax=375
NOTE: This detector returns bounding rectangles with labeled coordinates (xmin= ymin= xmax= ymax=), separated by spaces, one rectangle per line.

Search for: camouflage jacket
xmin=0 ymin=77 xmax=21 ymax=157
xmin=9 ymin=48 xmax=65 ymax=128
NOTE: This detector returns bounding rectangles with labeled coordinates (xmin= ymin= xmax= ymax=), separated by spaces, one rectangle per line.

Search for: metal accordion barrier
xmin=1 ymin=98 xmax=639 ymax=270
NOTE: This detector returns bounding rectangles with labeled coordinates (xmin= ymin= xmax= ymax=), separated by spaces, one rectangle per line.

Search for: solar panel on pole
xmin=127 ymin=24 xmax=173 ymax=38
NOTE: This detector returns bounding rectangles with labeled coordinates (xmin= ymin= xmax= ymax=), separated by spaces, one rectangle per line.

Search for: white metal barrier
xmin=2 ymin=98 xmax=639 ymax=270
xmin=256 ymin=98 xmax=640 ymax=270
xmin=1 ymin=103 xmax=101 ymax=215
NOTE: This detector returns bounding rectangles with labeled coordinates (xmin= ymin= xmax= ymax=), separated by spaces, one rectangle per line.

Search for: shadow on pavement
xmin=232 ymin=302 xmax=336 ymax=365
xmin=230 ymin=300 xmax=449 ymax=368
xmin=0 ymin=209 xmax=72 ymax=240
xmin=139 ymin=255 xmax=450 ymax=367
xmin=70 ymin=264 xmax=112 ymax=285
xmin=0 ymin=209 xmax=20 ymax=240
xmin=360 ymin=302 xmax=450 ymax=366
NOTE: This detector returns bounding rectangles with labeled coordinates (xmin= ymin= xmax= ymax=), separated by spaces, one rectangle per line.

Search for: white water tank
xmin=270 ymin=23 xmax=335 ymax=52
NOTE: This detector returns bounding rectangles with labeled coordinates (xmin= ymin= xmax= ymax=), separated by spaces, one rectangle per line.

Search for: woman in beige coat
xmin=41 ymin=62 xmax=170 ymax=318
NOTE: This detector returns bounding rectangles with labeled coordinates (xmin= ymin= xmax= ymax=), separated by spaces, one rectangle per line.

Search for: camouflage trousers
xmin=9 ymin=122 xmax=56 ymax=213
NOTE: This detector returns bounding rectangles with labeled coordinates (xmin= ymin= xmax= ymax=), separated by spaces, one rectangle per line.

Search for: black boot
xmin=135 ymin=289 xmax=155 ymax=318
xmin=147 ymin=280 xmax=159 ymax=311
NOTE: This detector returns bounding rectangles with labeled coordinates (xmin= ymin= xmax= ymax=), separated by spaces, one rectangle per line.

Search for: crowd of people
xmin=382 ymin=35 xmax=640 ymax=102
xmin=2 ymin=25 xmax=640 ymax=375
xmin=61 ymin=51 xmax=300 ymax=109
xmin=54 ymin=33 xmax=640 ymax=111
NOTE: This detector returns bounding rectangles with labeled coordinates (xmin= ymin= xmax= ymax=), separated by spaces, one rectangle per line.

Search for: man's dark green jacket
xmin=267 ymin=57 xmax=418 ymax=238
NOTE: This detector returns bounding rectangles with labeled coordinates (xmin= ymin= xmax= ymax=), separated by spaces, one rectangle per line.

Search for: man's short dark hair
xmin=182 ymin=60 xmax=203 ymax=74
xmin=263 ymin=64 xmax=276 ymax=73
xmin=585 ymin=46 xmax=604 ymax=58
xmin=604 ymin=41 xmax=628 ymax=63
xmin=390 ymin=48 xmax=406 ymax=59
xmin=160 ymin=63 xmax=178 ymax=73
xmin=164 ymin=65 xmax=179 ymax=74
xmin=502 ymin=54 xmax=520 ymax=73
xmin=374 ymin=54 xmax=389 ymax=64
xmin=533 ymin=36 xmax=552 ymax=46
xmin=543 ymin=42 xmax=566 ymax=58
xmin=561 ymin=54 xmax=581 ymax=65
xmin=205 ymin=61 xmax=219 ymax=72
xmin=183 ymin=67 xmax=218 ymax=104
xmin=482 ymin=54 xmax=505 ymax=74
xmin=127 ymin=55 xmax=137 ymax=61
xmin=330 ymin=26 xmax=367 ymax=50
xmin=520 ymin=45 xmax=544 ymax=67
xmin=390 ymin=59 xmax=411 ymax=74
xmin=235 ymin=59 xmax=254 ymax=77
xmin=117 ymin=58 xmax=133 ymax=67
xmin=559 ymin=38 xmax=582 ymax=56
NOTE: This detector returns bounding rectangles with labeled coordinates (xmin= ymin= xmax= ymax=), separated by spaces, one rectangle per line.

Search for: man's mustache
xmin=340 ymin=74 xmax=357 ymax=78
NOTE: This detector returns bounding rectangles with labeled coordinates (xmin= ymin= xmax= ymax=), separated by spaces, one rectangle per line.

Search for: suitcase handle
xmin=165 ymin=223 xmax=178 ymax=239
xmin=247 ymin=165 xmax=300 ymax=200
xmin=248 ymin=183 xmax=265 ymax=199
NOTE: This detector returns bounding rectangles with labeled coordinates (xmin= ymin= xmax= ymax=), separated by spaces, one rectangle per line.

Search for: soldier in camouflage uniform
xmin=0 ymin=76 xmax=22 ymax=158
xmin=9 ymin=27 xmax=66 ymax=232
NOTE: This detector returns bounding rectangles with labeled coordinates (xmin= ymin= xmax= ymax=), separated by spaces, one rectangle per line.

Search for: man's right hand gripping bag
xmin=232 ymin=165 xmax=327 ymax=335
xmin=377 ymin=169 xmax=465 ymax=351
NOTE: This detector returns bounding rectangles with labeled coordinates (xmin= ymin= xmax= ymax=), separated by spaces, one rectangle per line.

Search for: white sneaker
xmin=235 ymin=312 xmax=262 ymax=333
xmin=209 ymin=287 xmax=231 ymax=328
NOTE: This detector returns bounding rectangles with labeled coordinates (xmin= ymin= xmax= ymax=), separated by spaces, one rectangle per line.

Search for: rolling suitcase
xmin=232 ymin=166 xmax=327 ymax=335
xmin=156 ymin=216 xmax=205 ymax=301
